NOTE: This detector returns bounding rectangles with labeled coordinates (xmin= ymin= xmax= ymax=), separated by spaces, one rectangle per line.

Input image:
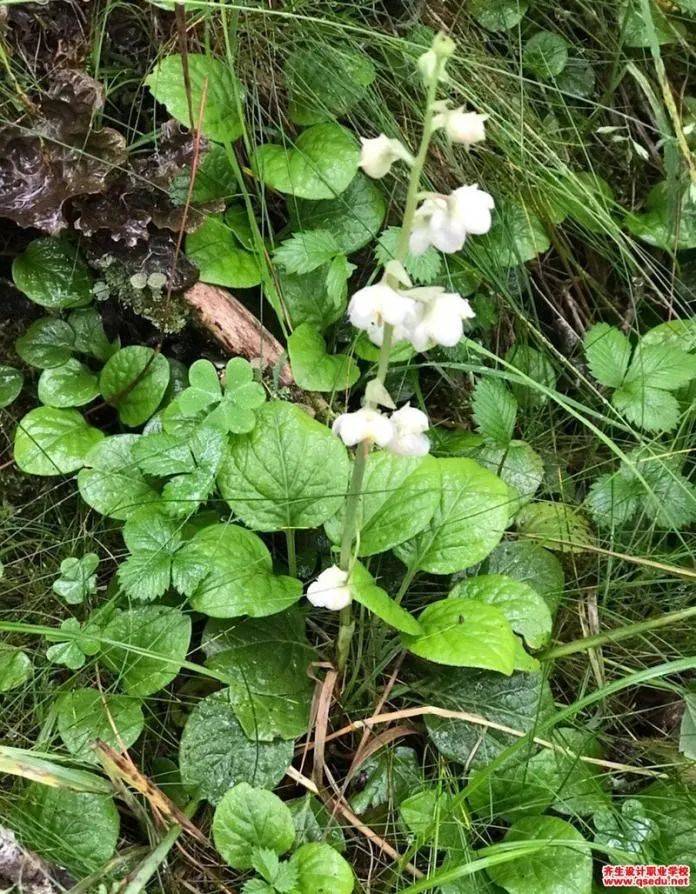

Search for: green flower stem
xmin=285 ymin=528 xmax=297 ymax=579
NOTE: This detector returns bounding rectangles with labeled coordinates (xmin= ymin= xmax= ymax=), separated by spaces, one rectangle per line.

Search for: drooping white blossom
xmin=306 ymin=565 xmax=352 ymax=611
xmin=409 ymin=185 xmax=495 ymax=256
xmin=348 ymin=282 xmax=418 ymax=346
xmin=433 ymin=105 xmax=487 ymax=148
xmin=406 ymin=287 xmax=476 ymax=351
xmin=359 ymin=135 xmax=413 ymax=179
xmin=332 ymin=408 xmax=394 ymax=447
xmin=386 ymin=403 xmax=430 ymax=456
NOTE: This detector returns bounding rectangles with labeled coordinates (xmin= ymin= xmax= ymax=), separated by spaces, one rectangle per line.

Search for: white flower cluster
xmin=333 ymin=403 xmax=429 ymax=457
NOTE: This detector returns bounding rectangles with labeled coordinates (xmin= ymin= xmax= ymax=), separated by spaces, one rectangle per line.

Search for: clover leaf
xmin=45 ymin=618 xmax=100 ymax=670
xmin=178 ymin=358 xmax=266 ymax=434
xmin=52 ymin=553 xmax=99 ymax=604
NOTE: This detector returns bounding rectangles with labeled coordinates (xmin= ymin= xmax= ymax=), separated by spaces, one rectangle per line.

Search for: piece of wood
xmin=183 ymin=282 xmax=293 ymax=385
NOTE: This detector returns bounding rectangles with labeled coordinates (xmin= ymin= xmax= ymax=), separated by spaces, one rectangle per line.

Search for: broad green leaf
xmin=289 ymin=172 xmax=386 ymax=253
xmin=132 ymin=432 xmax=196 ymax=476
xmin=14 ymin=785 xmax=119 ymax=877
xmin=612 ymin=381 xmax=680 ymax=432
xmin=205 ymin=613 xmax=316 ymax=740
xmin=585 ymin=471 xmax=642 ymax=527
xmin=52 ymin=553 xmax=99 ymax=604
xmin=400 ymin=789 xmax=467 ymax=850
xmin=469 ymin=0 xmax=528 ymax=30
xmin=350 ymin=746 xmax=421 ymax=814
xmin=145 ymin=54 xmax=243 ymax=141
xmin=472 ymin=200 xmax=549 ymax=268
xmin=523 ymin=31 xmax=568 ymax=78
xmin=12 ymin=238 xmax=92 ymax=310
xmin=56 ymin=688 xmax=144 ymax=762
xmin=593 ymin=798 xmax=658 ymax=862
xmin=38 ymin=358 xmax=100 ymax=408
xmin=376 ymin=226 xmax=442 ymax=284
xmin=401 ymin=597 xmax=516 ymax=673
xmin=636 ymin=781 xmax=696 ymax=880
xmin=505 ymin=345 xmax=557 ymax=408
xmin=273 ymin=230 xmax=339 ymax=274
xmin=100 ymin=346 xmax=170 ymax=427
xmin=621 ymin=0 xmax=684 ymax=47
xmin=78 ymin=435 xmax=160 ymax=519
xmin=181 ymin=523 xmax=302 ymax=618
xmin=15 ymin=317 xmax=75 ymax=369
xmin=641 ymin=318 xmax=696 ymax=351
xmin=186 ymin=216 xmax=262 ymax=288
xmin=171 ymin=143 xmax=238 ymax=204
xmin=101 ymin=605 xmax=191 ymax=696
xmin=487 ymin=815 xmax=592 ymax=894
xmin=556 ymin=58 xmax=596 ymax=97
xmin=349 ymin=562 xmax=422 ymax=635
xmin=584 ymin=323 xmax=632 ymax=388
xmin=288 ymin=324 xmax=360 ymax=392
xmin=485 ymin=541 xmax=564 ymax=614
xmin=449 ymin=574 xmax=552 ymax=649
xmin=625 ymin=181 xmax=696 ymax=250
xmin=625 ymin=341 xmax=696 ymax=390
xmin=278 ymin=265 xmax=347 ymax=330
xmin=0 ymin=365 xmax=23 ymax=407
xmin=0 ymin=645 xmax=32 ymax=693
xmin=68 ymin=306 xmax=119 ymax=361
xmin=285 ymin=44 xmax=375 ymax=124
xmin=324 ymin=453 xmax=440 ymax=557
xmin=679 ymin=692 xmax=696 ymax=759
xmin=179 ymin=688 xmax=293 ymax=803
xmin=253 ymin=124 xmax=359 ymax=200
xmin=289 ymin=843 xmax=354 ymax=894
xmin=394 ymin=458 xmax=509 ymax=574
xmin=14 ymin=407 xmax=104 ymax=476
xmin=516 ymin=501 xmax=593 ymax=553
xmin=472 ymin=378 xmax=517 ymax=445
xmin=419 ymin=667 xmax=554 ymax=769
xmin=475 ymin=441 xmax=544 ymax=515
xmin=212 ymin=783 xmax=295 ymax=869
xmin=287 ymin=795 xmax=346 ymax=852
xmin=218 ymin=401 xmax=350 ymax=532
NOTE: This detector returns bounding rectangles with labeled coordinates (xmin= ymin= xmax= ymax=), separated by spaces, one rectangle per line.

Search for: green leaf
xmin=472 ymin=378 xmax=517 ymax=445
xmin=132 ymin=432 xmax=196 ymax=476
xmin=376 ymin=226 xmax=442 ymax=284
xmin=53 ymin=553 xmax=99 ymax=604
xmin=12 ymin=238 xmax=92 ymax=310
xmin=350 ymin=745 xmax=421 ymax=814
xmin=474 ymin=441 xmax=544 ymax=516
xmin=205 ymin=613 xmax=316 ymax=740
xmin=68 ymin=306 xmax=119 ymax=362
xmin=14 ymin=407 xmax=104 ymax=476
xmin=487 ymin=815 xmax=592 ymax=894
xmin=212 ymin=783 xmax=295 ymax=869
xmin=117 ymin=509 xmax=192 ymax=602
xmin=401 ymin=597 xmax=516 ymax=672
xmin=285 ymin=44 xmax=375 ymax=124
xmin=635 ymin=781 xmax=696 ymax=878
xmin=485 ymin=541 xmax=564 ymax=614
xmin=642 ymin=317 xmax=696 ymax=351
xmin=679 ymin=692 xmax=696 ymax=760
xmin=523 ymin=31 xmax=569 ymax=78
xmin=400 ymin=788 xmax=467 ymax=850
xmin=584 ymin=323 xmax=632 ymax=388
xmin=637 ymin=454 xmax=696 ymax=529
xmin=288 ymin=323 xmax=360 ymax=392
xmin=45 ymin=618 xmax=99 ymax=670
xmin=505 ymin=345 xmax=557 ymax=409
xmin=180 ymin=522 xmax=302 ymax=618
xmin=0 ymin=365 xmax=23 ymax=408
xmin=394 ymin=458 xmax=509 ymax=574
xmin=38 ymin=358 xmax=100 ymax=408
xmin=289 ymin=172 xmax=386 ymax=254
xmin=626 ymin=341 xmax=696 ymax=390
xmin=179 ymin=689 xmax=293 ymax=804
xmin=101 ymin=605 xmax=191 ymax=696
xmin=56 ymin=688 xmax=144 ymax=762
xmin=278 ymin=265 xmax=347 ymax=330
xmin=100 ymin=346 xmax=170 ymax=427
xmin=289 ymin=843 xmax=354 ymax=894
xmin=555 ymin=171 xmax=614 ymax=233
xmin=145 ymin=54 xmax=243 ymax=141
xmin=469 ymin=0 xmax=528 ymax=30
xmin=274 ymin=230 xmax=340 ymax=274
xmin=0 ymin=646 xmax=32 ymax=693
xmin=287 ymin=795 xmax=346 ymax=852
xmin=349 ymin=562 xmax=422 ymax=635
xmin=14 ymin=785 xmax=119 ymax=877
xmin=472 ymin=200 xmax=549 ymax=268
xmin=556 ymin=58 xmax=595 ymax=97
xmin=585 ymin=472 xmax=642 ymax=528
xmin=186 ymin=216 xmax=262 ymax=288
xmin=516 ymin=502 xmax=593 ymax=553
xmin=593 ymin=798 xmax=658 ymax=862
xmin=171 ymin=143 xmax=238 ymax=204
xmin=625 ymin=181 xmax=696 ymax=250
xmin=612 ymin=380 xmax=680 ymax=432
xmin=449 ymin=574 xmax=552 ymax=650
xmin=253 ymin=124 xmax=359 ymax=200
xmin=621 ymin=0 xmax=684 ymax=47
xmin=218 ymin=401 xmax=350 ymax=532
xmin=15 ymin=317 xmax=75 ymax=369
xmin=78 ymin=434 xmax=160 ymax=519
xmin=179 ymin=358 xmax=266 ymax=435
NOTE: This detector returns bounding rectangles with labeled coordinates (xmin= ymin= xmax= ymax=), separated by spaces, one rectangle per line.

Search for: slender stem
xmin=285 ymin=529 xmax=297 ymax=578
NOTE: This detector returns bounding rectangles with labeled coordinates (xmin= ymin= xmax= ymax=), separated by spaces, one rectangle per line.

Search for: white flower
xmin=348 ymin=283 xmax=418 ymax=346
xmin=332 ymin=408 xmax=394 ymax=447
xmin=307 ymin=565 xmax=351 ymax=611
xmin=406 ymin=287 xmax=475 ymax=351
xmin=359 ymin=135 xmax=413 ymax=179
xmin=386 ymin=403 xmax=430 ymax=456
xmin=433 ymin=107 xmax=487 ymax=148
xmin=409 ymin=185 xmax=495 ymax=256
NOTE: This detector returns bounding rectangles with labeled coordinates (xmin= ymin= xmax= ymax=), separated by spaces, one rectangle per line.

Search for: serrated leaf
xmin=471 ymin=199 xmax=549 ymax=268
xmin=14 ymin=407 xmax=104 ymax=476
xmin=613 ymin=381 xmax=680 ymax=432
xmin=475 ymin=441 xmax=544 ymax=517
xmin=288 ymin=323 xmax=360 ymax=392
xmin=285 ymin=44 xmax=375 ymax=124
xmin=505 ymin=344 xmax=557 ymax=409
xmin=626 ymin=341 xmax=696 ymax=390
xmin=376 ymin=226 xmax=442 ymax=283
xmin=212 ymin=783 xmax=295 ymax=869
xmin=273 ymin=230 xmax=340 ymax=274
xmin=584 ymin=323 xmax=632 ymax=388
xmin=100 ymin=346 xmax=170 ymax=427
xmin=585 ymin=472 xmax=642 ymax=527
xmin=472 ymin=378 xmax=517 ymax=445
xmin=12 ymin=238 xmax=92 ymax=310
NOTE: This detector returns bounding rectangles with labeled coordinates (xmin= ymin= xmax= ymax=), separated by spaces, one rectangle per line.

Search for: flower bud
xmin=359 ymin=135 xmax=413 ymax=179
xmin=433 ymin=107 xmax=487 ymax=148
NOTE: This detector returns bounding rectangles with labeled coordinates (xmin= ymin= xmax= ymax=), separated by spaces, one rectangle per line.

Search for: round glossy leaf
xmin=288 ymin=323 xmax=360 ymax=392
xmin=0 ymin=646 xmax=32 ymax=693
xmin=56 ymin=688 xmax=144 ymax=762
xmin=485 ymin=540 xmax=564 ymax=614
xmin=15 ymin=317 xmax=75 ymax=369
xmin=77 ymin=435 xmax=160 ymax=520
xmin=470 ymin=0 xmax=528 ymax=30
xmin=12 ymin=238 xmax=92 ymax=309
xmin=14 ymin=407 xmax=104 ymax=476
xmin=212 ymin=782 xmax=295 ymax=869
xmin=186 ymin=216 xmax=261 ymax=288
xmin=286 ymin=44 xmax=375 ymax=124
xmin=289 ymin=842 xmax=355 ymax=894
xmin=523 ymin=31 xmax=569 ymax=78
xmin=38 ymin=358 xmax=100 ymax=408
xmin=0 ymin=365 xmax=23 ymax=408
xmin=100 ymin=346 xmax=170 ymax=427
